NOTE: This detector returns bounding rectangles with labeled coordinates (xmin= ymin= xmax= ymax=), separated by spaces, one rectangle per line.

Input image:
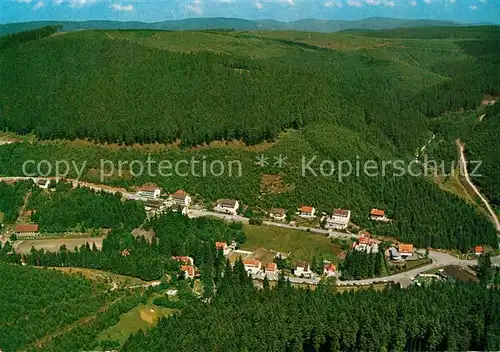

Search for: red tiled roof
xmin=398 ymin=244 xmax=414 ymax=253
xmin=243 ymin=259 xmax=261 ymax=267
xmin=358 ymin=236 xmax=371 ymax=245
xmin=15 ymin=224 xmax=39 ymax=233
xmin=138 ymin=185 xmax=159 ymax=192
xmin=171 ymin=190 xmax=188 ymax=199
xmin=300 ymin=205 xmax=313 ymax=213
xmin=172 ymin=256 xmax=193 ymax=264
xmin=216 ymin=241 xmax=227 ymax=250
xmin=370 ymin=208 xmax=385 ymax=217
xmin=181 ymin=265 xmax=195 ymax=277
xmin=324 ymin=264 xmax=336 ymax=272
xmin=474 ymin=245 xmax=484 ymax=254
xmin=333 ymin=208 xmax=349 ymax=217
xmin=266 ymin=263 xmax=278 ymax=272
xmin=121 ymin=249 xmax=131 ymax=257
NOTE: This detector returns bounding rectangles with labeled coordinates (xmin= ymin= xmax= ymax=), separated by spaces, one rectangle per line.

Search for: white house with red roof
xmin=137 ymin=185 xmax=162 ymax=199
xmin=265 ymin=262 xmax=279 ymax=279
xmin=323 ymin=264 xmax=337 ymax=277
xmin=353 ymin=235 xmax=380 ymax=254
xmin=170 ymin=190 xmax=192 ymax=207
xmin=370 ymin=208 xmax=389 ymax=222
xmin=243 ymin=259 xmax=262 ymax=275
xmin=181 ymin=265 xmax=195 ymax=279
xmin=299 ymin=205 xmax=316 ymax=218
xmin=172 ymin=256 xmax=194 ymax=266
xmin=325 ymin=209 xmax=351 ymax=230
xmin=215 ymin=241 xmax=231 ymax=255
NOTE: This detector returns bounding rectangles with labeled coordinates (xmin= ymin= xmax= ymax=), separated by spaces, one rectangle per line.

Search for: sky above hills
xmin=1 ymin=0 xmax=498 ymax=24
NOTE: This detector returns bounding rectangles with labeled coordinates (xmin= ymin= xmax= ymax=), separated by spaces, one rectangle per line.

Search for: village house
xmin=137 ymin=185 xmax=162 ymax=199
xmin=36 ymin=179 xmax=50 ymax=189
xmin=294 ymin=261 xmax=313 ymax=278
xmin=369 ymin=208 xmax=389 ymax=222
xmin=323 ymin=264 xmax=337 ymax=277
xmin=214 ymin=199 xmax=240 ymax=215
xmin=180 ymin=265 xmax=195 ymax=279
xmin=353 ymin=235 xmax=379 ymax=254
xmin=172 ymin=256 xmax=194 ymax=266
xmin=398 ymin=244 xmax=414 ymax=259
xmin=170 ymin=190 xmax=192 ymax=208
xmin=121 ymin=249 xmax=131 ymax=257
xmin=265 ymin=262 xmax=279 ymax=279
xmin=215 ymin=241 xmax=231 ymax=256
xmin=243 ymin=259 xmax=262 ymax=275
xmin=325 ymin=208 xmax=351 ymax=230
xmin=299 ymin=205 xmax=316 ymax=218
xmin=268 ymin=208 xmax=286 ymax=221
xmin=474 ymin=245 xmax=484 ymax=256
xmin=15 ymin=224 xmax=40 ymax=237
xmin=144 ymin=199 xmax=166 ymax=212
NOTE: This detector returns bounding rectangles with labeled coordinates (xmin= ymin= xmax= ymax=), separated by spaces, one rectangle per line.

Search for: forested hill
xmin=1 ymin=26 xmax=499 ymax=154
xmin=0 ymin=17 xmax=471 ymax=36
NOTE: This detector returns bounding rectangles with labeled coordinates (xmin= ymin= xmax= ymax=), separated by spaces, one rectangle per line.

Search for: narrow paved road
xmin=187 ymin=209 xmax=360 ymax=239
xmin=456 ymin=140 xmax=500 ymax=232
xmin=337 ymin=250 xmax=478 ymax=286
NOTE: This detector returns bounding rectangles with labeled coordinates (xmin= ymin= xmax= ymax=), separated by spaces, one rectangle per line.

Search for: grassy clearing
xmin=242 ymin=224 xmax=335 ymax=262
xmin=96 ymin=297 xmax=176 ymax=346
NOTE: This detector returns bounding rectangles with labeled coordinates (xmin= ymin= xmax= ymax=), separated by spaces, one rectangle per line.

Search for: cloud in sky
xmin=324 ymin=0 xmax=343 ymax=7
xmin=365 ymin=0 xmax=395 ymax=6
xmin=33 ymin=0 xmax=44 ymax=9
xmin=186 ymin=0 xmax=203 ymax=15
xmin=346 ymin=0 xmax=363 ymax=7
xmin=111 ymin=3 xmax=134 ymax=12
xmin=5 ymin=0 xmax=498 ymax=26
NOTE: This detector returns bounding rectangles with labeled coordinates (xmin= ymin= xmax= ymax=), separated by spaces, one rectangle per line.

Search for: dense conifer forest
xmin=121 ymin=260 xmax=500 ymax=352
xmin=0 ymin=262 xmax=110 ymax=351
xmin=27 ymin=183 xmax=146 ymax=232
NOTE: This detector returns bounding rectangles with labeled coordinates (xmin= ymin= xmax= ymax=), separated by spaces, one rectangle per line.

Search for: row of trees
xmin=122 ymin=258 xmax=500 ymax=351
xmin=340 ymin=249 xmax=388 ymax=280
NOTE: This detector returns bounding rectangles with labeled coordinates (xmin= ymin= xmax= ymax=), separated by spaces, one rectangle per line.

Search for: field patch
xmin=14 ymin=236 xmax=104 ymax=254
xmin=242 ymin=224 xmax=335 ymax=262
xmin=97 ymin=298 xmax=176 ymax=346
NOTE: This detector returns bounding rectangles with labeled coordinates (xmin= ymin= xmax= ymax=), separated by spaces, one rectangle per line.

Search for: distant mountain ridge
xmin=0 ymin=17 xmax=490 ymax=36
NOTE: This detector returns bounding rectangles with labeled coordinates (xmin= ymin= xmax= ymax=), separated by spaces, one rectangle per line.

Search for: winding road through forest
xmin=456 ymin=139 xmax=500 ymax=232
